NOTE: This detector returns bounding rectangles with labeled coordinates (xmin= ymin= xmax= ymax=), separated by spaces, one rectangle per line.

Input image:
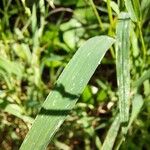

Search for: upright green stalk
xmin=106 ymin=0 xmax=115 ymax=58
xmin=107 ymin=0 xmax=113 ymax=29
xmin=102 ymin=115 xmax=120 ymax=150
xmin=116 ymin=12 xmax=130 ymax=123
xmin=31 ymin=0 xmax=46 ymax=87
xmin=137 ymin=22 xmax=146 ymax=61
xmin=89 ymin=0 xmax=103 ymax=30
xmin=123 ymin=0 xmax=146 ymax=62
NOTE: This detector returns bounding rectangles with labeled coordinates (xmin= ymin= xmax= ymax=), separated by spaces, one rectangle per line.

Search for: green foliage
xmin=116 ymin=12 xmax=130 ymax=123
xmin=0 ymin=0 xmax=149 ymax=149
xmin=101 ymin=115 xmax=120 ymax=150
xmin=20 ymin=36 xmax=115 ymax=150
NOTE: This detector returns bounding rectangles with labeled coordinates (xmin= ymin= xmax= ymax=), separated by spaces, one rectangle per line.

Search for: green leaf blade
xmin=133 ymin=69 xmax=150 ymax=88
xmin=128 ymin=94 xmax=144 ymax=128
xmin=116 ymin=12 xmax=130 ymax=123
xmin=101 ymin=115 xmax=120 ymax=150
xmin=124 ymin=0 xmax=141 ymax=22
xmin=20 ymin=36 xmax=115 ymax=150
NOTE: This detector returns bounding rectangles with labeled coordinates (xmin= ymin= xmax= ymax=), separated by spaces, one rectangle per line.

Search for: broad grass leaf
xmin=20 ymin=36 xmax=115 ymax=150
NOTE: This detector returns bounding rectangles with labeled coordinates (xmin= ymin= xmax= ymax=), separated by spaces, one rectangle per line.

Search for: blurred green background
xmin=0 ymin=0 xmax=150 ymax=149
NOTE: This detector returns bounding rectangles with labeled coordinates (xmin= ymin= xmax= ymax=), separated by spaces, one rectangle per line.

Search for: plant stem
xmin=106 ymin=0 xmax=115 ymax=58
xmin=137 ymin=22 xmax=146 ymax=61
xmin=89 ymin=0 xmax=104 ymax=30
xmin=107 ymin=0 xmax=113 ymax=27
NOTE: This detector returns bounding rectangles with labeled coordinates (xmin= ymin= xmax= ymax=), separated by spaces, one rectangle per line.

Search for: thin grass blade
xmin=133 ymin=69 xmax=150 ymax=89
xmin=124 ymin=0 xmax=141 ymax=22
xmin=116 ymin=12 xmax=130 ymax=123
xmin=20 ymin=36 xmax=115 ymax=150
xmin=101 ymin=115 xmax=120 ymax=150
xmin=114 ymin=94 xmax=143 ymax=150
xmin=128 ymin=94 xmax=143 ymax=128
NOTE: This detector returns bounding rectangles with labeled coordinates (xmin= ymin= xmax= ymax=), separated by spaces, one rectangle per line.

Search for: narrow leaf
xmin=124 ymin=0 xmax=141 ymax=22
xmin=4 ymin=104 xmax=34 ymax=123
xmin=128 ymin=94 xmax=143 ymax=128
xmin=0 ymin=57 xmax=23 ymax=78
xmin=101 ymin=115 xmax=120 ymax=150
xmin=133 ymin=69 xmax=150 ymax=88
xmin=116 ymin=12 xmax=130 ymax=123
xmin=20 ymin=36 xmax=115 ymax=150
xmin=114 ymin=95 xmax=143 ymax=150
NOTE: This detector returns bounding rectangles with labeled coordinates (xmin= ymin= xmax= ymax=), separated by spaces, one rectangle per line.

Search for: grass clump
xmin=0 ymin=0 xmax=150 ymax=149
